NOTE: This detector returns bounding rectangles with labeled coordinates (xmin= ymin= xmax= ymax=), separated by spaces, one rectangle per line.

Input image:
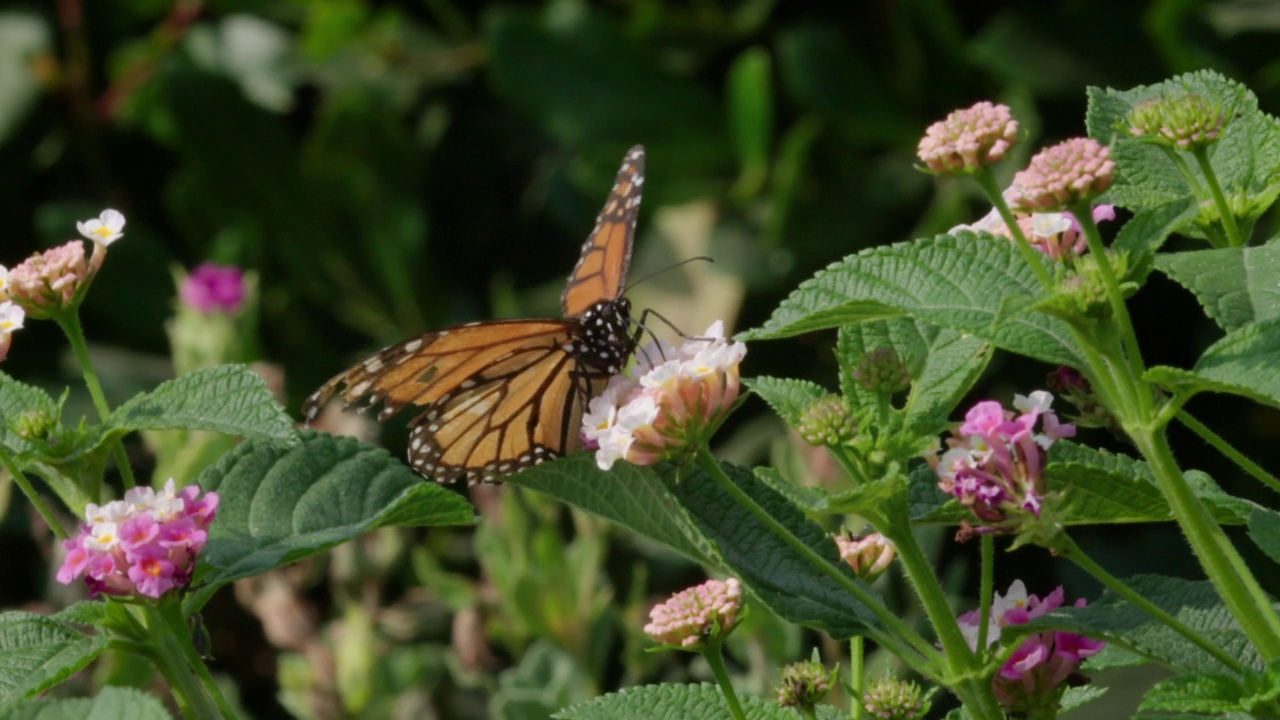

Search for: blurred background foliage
xmin=2 ymin=0 xmax=1280 ymax=717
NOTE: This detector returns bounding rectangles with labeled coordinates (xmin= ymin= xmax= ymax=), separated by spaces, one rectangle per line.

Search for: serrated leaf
xmin=671 ymin=461 xmax=882 ymax=638
xmin=554 ymin=682 xmax=846 ymax=720
xmin=1024 ymin=575 xmax=1265 ymax=674
xmin=1138 ymin=672 xmax=1246 ymax=714
xmin=911 ymin=442 xmax=1253 ymax=526
xmin=1115 ymin=198 xmax=1201 ymax=283
xmin=0 ymin=686 xmax=174 ymax=720
xmin=507 ymin=455 xmax=720 ymax=567
xmin=191 ymin=431 xmax=474 ymax=604
xmin=1154 ymin=239 xmax=1280 ymax=332
xmin=1061 ymin=685 xmax=1108 ymax=712
xmin=1087 ymin=71 xmax=1280 ymax=223
xmin=1248 ymin=507 xmax=1280 ymax=566
xmin=107 ymin=365 xmax=296 ymax=441
xmin=744 ymin=233 xmax=1085 ymax=368
xmin=0 ymin=373 xmax=57 ymax=457
xmin=0 ymin=612 xmax=108 ymax=705
xmin=742 ymin=376 xmax=829 ymax=428
xmin=837 ymin=319 xmax=990 ymax=424
xmin=1146 ymin=316 xmax=1280 ymax=409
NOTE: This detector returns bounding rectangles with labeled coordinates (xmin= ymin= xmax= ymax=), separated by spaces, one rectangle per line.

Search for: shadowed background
xmin=1 ymin=1 xmax=1278 ymax=717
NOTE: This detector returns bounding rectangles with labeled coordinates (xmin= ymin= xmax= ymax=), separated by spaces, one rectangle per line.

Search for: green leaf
xmin=1061 ymin=685 xmax=1108 ymax=712
xmin=671 ymin=461 xmax=882 ymax=638
xmin=554 ymin=682 xmax=846 ymax=720
xmin=1025 ymin=575 xmax=1266 ymax=674
xmin=1138 ymin=672 xmax=1246 ymax=714
xmin=1146 ymin=317 xmax=1280 ymax=409
xmin=0 ymin=612 xmax=108 ymax=705
xmin=192 ymin=431 xmax=475 ymax=601
xmin=727 ymin=46 xmax=773 ymax=199
xmin=837 ymin=319 xmax=990 ymax=425
xmin=1154 ymin=238 xmax=1280 ymax=332
xmin=507 ymin=455 xmax=720 ymax=567
xmin=1248 ymin=507 xmax=1280 ymax=566
xmin=1115 ymin=198 xmax=1200 ymax=284
xmin=742 ymin=376 xmax=829 ymax=428
xmin=0 ymin=373 xmax=58 ymax=457
xmin=911 ymin=442 xmax=1253 ymax=526
xmin=0 ymin=686 xmax=174 ymax=720
xmin=743 ymin=233 xmax=1086 ymax=368
xmin=1087 ymin=70 xmax=1280 ymax=226
xmin=106 ymin=365 xmax=297 ymax=441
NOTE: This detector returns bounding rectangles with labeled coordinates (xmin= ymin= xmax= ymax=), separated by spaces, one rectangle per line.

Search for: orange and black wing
xmin=302 ymin=320 xmax=598 ymax=484
xmin=561 ymin=145 xmax=644 ymax=318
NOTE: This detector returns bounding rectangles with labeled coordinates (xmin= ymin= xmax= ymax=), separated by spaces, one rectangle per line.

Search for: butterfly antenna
xmin=623 ymin=256 xmax=714 ymax=293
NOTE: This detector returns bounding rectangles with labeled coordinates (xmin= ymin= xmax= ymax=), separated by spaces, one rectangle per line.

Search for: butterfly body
xmin=304 ymin=146 xmax=645 ymax=484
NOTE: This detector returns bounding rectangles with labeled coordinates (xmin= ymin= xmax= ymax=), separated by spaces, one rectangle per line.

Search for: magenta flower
xmin=918 ymin=101 xmax=1019 ymax=174
xmin=57 ymin=479 xmax=219 ymax=599
xmin=933 ymin=391 xmax=1075 ymax=530
xmin=583 ymin=321 xmax=746 ymax=470
xmin=643 ymin=577 xmax=743 ymax=649
xmin=958 ymin=581 xmax=1105 ymax=712
xmin=1011 ymin=138 xmax=1115 ymax=212
xmin=181 ymin=263 xmax=247 ymax=314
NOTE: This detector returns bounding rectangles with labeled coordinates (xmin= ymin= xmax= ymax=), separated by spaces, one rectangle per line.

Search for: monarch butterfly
xmin=303 ymin=146 xmax=645 ymax=484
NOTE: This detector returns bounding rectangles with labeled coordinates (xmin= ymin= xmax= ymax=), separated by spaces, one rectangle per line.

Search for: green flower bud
xmin=1126 ymin=94 xmax=1226 ymax=150
xmin=852 ymin=348 xmax=910 ymax=395
xmin=796 ymin=395 xmax=856 ymax=446
xmin=863 ymin=675 xmax=932 ymax=720
xmin=776 ymin=659 xmax=831 ymax=710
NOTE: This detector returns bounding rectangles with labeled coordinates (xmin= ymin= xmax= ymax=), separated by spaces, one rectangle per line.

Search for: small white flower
xmin=1026 ymin=212 xmax=1073 ymax=239
xmin=0 ymin=265 xmax=9 ymax=298
xmin=0 ymin=302 xmax=24 ymax=334
xmin=582 ymin=378 xmax=635 ymax=443
xmin=76 ymin=209 xmax=126 ymax=246
xmin=86 ymin=522 xmax=121 ymax=552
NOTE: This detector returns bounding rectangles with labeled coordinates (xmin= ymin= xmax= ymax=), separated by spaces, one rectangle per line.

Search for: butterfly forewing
xmin=561 ymin=145 xmax=643 ymax=318
xmin=306 ymin=145 xmax=646 ymax=484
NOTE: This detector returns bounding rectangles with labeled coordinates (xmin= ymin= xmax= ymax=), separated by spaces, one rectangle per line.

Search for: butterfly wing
xmin=302 ymin=320 xmax=596 ymax=483
xmin=561 ymin=145 xmax=644 ymax=319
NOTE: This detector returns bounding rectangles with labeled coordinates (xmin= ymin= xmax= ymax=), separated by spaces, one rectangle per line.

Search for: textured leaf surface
xmin=744 ymin=233 xmax=1084 ymax=367
xmin=0 ymin=373 xmax=57 ymax=457
xmin=743 ymin=376 xmax=829 ymax=428
xmin=555 ymin=683 xmax=845 ymax=720
xmin=1146 ymin=317 xmax=1280 ymax=409
xmin=1248 ymin=507 xmax=1280 ymax=566
xmin=194 ymin=431 xmax=474 ymax=600
xmin=1155 ymin=239 xmax=1280 ymax=332
xmin=0 ymin=612 xmax=107 ymax=705
xmin=108 ymin=365 xmax=296 ymax=441
xmin=1025 ymin=575 xmax=1264 ymax=674
xmin=0 ymin=686 xmax=173 ymax=720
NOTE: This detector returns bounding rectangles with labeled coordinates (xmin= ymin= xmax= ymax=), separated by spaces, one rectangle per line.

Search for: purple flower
xmin=56 ymin=479 xmax=219 ymax=599
xmin=181 ymin=263 xmax=246 ymax=315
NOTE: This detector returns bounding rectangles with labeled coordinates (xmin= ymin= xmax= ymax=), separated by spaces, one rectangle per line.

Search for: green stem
xmin=1132 ymin=428 xmax=1280 ymax=659
xmin=1177 ymin=409 xmax=1280 ymax=496
xmin=57 ymin=311 xmax=137 ymax=490
xmin=882 ymin=524 xmax=977 ymax=672
xmin=831 ymin=444 xmax=869 ymax=486
xmin=977 ymin=534 xmax=994 ymax=658
xmin=1191 ymin=146 xmax=1244 ymax=247
xmin=130 ymin=603 xmax=235 ymax=719
xmin=702 ymin=642 xmax=747 ymax=720
xmin=974 ymin=168 xmax=1053 ymax=289
xmin=1056 ymin=534 xmax=1245 ymax=673
xmin=693 ymin=448 xmax=941 ymax=670
xmin=850 ymin=636 xmax=864 ymax=720
xmin=0 ymin=452 xmax=69 ymax=539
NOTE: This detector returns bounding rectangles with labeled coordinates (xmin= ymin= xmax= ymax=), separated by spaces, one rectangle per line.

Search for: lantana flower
xmin=917 ymin=101 xmax=1019 ymax=174
xmin=931 ymin=391 xmax=1075 ymax=532
xmin=643 ymin=577 xmax=743 ymax=649
xmin=7 ymin=242 xmax=90 ymax=317
xmin=957 ymin=580 xmax=1105 ymax=713
xmin=582 ymin=321 xmax=746 ymax=471
xmin=952 ymin=190 xmax=1115 ymax=263
xmin=57 ymin=479 xmax=219 ymax=599
xmin=0 ymin=301 xmax=25 ymax=362
xmin=180 ymin=263 xmax=247 ymax=315
xmin=76 ymin=209 xmax=126 ymax=246
xmin=1010 ymin=138 xmax=1114 ymax=212
xmin=835 ymin=531 xmax=896 ymax=582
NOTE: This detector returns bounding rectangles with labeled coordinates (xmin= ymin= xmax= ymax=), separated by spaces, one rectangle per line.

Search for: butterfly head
xmin=574 ymin=298 xmax=635 ymax=374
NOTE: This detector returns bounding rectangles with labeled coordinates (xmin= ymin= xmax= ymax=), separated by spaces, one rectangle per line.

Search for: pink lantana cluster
xmin=57 ymin=480 xmax=219 ymax=599
xmin=958 ymin=581 xmax=1105 ymax=713
xmin=953 ymin=190 xmax=1116 ymax=263
xmin=582 ymin=321 xmax=746 ymax=471
xmin=181 ymin=263 xmax=247 ymax=315
xmin=917 ymin=101 xmax=1019 ymax=174
xmin=1011 ymin=138 xmax=1115 ymax=212
xmin=933 ymin=391 xmax=1075 ymax=529
xmin=644 ymin=577 xmax=743 ymax=648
